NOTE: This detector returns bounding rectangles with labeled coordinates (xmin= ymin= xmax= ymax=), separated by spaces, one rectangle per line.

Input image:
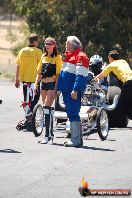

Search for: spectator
xmin=15 ymin=33 xmax=43 ymax=130
xmin=94 ymin=50 xmax=132 ymax=120
xmin=89 ymin=54 xmax=108 ymax=92
xmin=34 ymin=37 xmax=63 ymax=144
xmin=57 ymin=36 xmax=89 ymax=147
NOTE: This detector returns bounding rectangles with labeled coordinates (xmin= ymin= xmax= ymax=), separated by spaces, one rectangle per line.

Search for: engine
xmin=81 ymin=80 xmax=106 ymax=107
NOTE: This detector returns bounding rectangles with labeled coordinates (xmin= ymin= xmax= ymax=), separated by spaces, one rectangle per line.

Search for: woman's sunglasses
xmin=44 ymin=42 xmax=54 ymax=46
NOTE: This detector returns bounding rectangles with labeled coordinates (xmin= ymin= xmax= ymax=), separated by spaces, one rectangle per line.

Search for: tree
xmin=3 ymin=0 xmax=132 ymax=63
xmin=0 ymin=0 xmax=17 ymax=21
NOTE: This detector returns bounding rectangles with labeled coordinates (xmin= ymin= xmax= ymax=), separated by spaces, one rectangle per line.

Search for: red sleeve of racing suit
xmin=73 ymin=53 xmax=89 ymax=93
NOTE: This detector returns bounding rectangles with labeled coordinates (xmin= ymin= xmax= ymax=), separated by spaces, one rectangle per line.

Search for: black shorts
xmin=41 ymin=82 xmax=55 ymax=91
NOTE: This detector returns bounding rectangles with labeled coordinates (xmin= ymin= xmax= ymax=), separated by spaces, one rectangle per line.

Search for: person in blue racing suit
xmin=57 ymin=36 xmax=89 ymax=147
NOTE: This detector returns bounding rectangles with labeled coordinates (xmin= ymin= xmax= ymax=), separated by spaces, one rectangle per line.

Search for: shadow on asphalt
xmin=121 ymin=127 xmax=132 ymax=130
xmin=55 ymin=135 xmax=116 ymax=142
xmin=52 ymin=143 xmax=115 ymax=151
xmin=106 ymin=139 xmax=116 ymax=141
xmin=110 ymin=127 xmax=132 ymax=130
xmin=81 ymin=146 xmax=115 ymax=151
xmin=55 ymin=129 xmax=117 ymax=142
xmin=0 ymin=149 xmax=22 ymax=153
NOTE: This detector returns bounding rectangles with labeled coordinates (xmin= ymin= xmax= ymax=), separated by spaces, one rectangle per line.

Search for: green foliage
xmin=1 ymin=0 xmax=132 ymax=63
xmin=0 ymin=0 xmax=16 ymax=14
xmin=6 ymin=28 xmax=17 ymax=43
xmin=12 ymin=43 xmax=26 ymax=56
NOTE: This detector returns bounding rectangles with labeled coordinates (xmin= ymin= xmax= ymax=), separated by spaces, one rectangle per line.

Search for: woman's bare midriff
xmin=42 ymin=76 xmax=56 ymax=83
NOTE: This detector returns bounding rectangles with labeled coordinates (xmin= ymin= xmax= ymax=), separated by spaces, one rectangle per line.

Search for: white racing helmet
xmin=89 ymin=55 xmax=103 ymax=75
xmin=90 ymin=55 xmax=103 ymax=66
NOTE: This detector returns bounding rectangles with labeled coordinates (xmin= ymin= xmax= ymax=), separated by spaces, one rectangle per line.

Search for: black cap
xmin=108 ymin=50 xmax=119 ymax=60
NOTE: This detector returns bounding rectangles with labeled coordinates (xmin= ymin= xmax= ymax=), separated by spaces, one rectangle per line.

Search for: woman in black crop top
xmin=34 ymin=37 xmax=63 ymax=144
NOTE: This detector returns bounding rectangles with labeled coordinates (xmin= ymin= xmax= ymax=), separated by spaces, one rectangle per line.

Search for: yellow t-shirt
xmin=37 ymin=54 xmax=63 ymax=77
xmin=16 ymin=46 xmax=42 ymax=82
xmin=102 ymin=59 xmax=132 ymax=83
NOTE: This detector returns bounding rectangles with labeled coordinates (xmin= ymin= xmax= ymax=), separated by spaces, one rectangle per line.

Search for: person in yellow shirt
xmin=94 ymin=50 xmax=132 ymax=120
xmin=34 ymin=37 xmax=63 ymax=144
xmin=15 ymin=34 xmax=43 ymax=130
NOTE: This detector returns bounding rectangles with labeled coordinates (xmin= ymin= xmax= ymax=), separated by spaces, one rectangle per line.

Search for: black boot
xmin=39 ymin=106 xmax=54 ymax=144
xmin=25 ymin=108 xmax=33 ymax=132
xmin=50 ymin=109 xmax=54 ymax=143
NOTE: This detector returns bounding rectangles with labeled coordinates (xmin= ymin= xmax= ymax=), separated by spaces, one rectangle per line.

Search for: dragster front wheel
xmin=32 ymin=104 xmax=44 ymax=137
xmin=96 ymin=108 xmax=109 ymax=141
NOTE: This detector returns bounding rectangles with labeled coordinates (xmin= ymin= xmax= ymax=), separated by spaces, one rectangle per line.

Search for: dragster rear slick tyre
xmin=107 ymin=86 xmax=129 ymax=128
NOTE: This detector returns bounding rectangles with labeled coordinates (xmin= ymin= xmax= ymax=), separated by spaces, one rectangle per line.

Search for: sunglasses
xmin=44 ymin=42 xmax=54 ymax=46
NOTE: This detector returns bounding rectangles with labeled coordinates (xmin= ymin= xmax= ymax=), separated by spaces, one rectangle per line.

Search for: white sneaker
xmin=64 ymin=140 xmax=74 ymax=147
xmin=48 ymin=136 xmax=54 ymax=143
xmin=38 ymin=137 xmax=48 ymax=144
xmin=64 ymin=140 xmax=82 ymax=147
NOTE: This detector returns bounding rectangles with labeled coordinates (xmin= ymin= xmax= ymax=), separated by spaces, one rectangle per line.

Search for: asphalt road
xmin=0 ymin=80 xmax=132 ymax=198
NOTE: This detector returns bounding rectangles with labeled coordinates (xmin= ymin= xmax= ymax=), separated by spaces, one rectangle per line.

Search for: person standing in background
xmin=34 ymin=37 xmax=63 ymax=144
xmin=15 ymin=34 xmax=43 ymax=131
xmin=94 ymin=50 xmax=132 ymax=120
xmin=89 ymin=54 xmax=108 ymax=92
xmin=57 ymin=36 xmax=89 ymax=147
